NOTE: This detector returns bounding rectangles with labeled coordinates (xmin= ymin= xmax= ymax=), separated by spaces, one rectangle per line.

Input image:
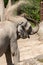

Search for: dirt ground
xmin=0 ymin=34 xmax=43 ymax=65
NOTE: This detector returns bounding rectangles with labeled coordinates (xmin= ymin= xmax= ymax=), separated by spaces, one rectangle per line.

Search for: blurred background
xmin=4 ymin=0 xmax=40 ymax=22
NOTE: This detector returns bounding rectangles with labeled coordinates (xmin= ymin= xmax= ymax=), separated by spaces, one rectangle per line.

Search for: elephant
xmin=0 ymin=19 xmax=27 ymax=65
xmin=0 ymin=16 xmax=39 ymax=65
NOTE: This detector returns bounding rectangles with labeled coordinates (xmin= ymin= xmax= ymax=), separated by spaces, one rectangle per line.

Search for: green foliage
xmin=20 ymin=0 xmax=40 ymax=22
xmin=4 ymin=0 xmax=40 ymax=22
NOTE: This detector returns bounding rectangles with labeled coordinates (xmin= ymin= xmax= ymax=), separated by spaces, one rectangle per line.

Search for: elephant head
xmin=20 ymin=13 xmax=39 ymax=35
xmin=17 ymin=18 xmax=39 ymax=39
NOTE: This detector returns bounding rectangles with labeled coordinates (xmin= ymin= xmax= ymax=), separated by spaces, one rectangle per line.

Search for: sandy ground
xmin=0 ymin=34 xmax=43 ymax=65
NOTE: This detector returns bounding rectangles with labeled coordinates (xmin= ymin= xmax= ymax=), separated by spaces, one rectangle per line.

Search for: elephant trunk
xmin=30 ymin=24 xmax=39 ymax=35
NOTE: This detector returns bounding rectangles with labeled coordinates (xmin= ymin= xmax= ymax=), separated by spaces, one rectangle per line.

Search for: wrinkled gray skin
xmin=0 ymin=17 xmax=32 ymax=65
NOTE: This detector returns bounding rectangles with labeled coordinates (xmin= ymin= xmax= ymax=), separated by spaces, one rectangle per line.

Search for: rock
xmin=34 ymin=54 xmax=43 ymax=62
xmin=37 ymin=21 xmax=43 ymax=41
